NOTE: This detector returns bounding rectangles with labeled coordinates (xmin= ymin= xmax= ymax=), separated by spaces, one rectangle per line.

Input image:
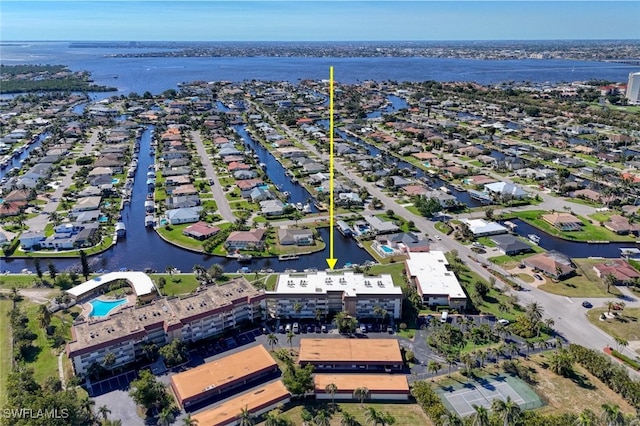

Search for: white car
xmin=497 ymin=319 xmax=510 ymax=325
xmin=435 ymin=235 xmax=441 ymax=241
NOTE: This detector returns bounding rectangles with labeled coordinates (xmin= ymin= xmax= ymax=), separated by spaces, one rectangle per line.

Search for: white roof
xmin=66 ymin=271 xmax=156 ymax=298
xmin=405 ymin=251 xmax=466 ymax=299
xmin=462 ymin=219 xmax=508 ymax=236
xmin=272 ymin=271 xmax=402 ymax=297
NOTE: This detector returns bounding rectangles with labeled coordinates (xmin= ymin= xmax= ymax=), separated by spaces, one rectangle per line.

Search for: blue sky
xmin=1 ymin=1 xmax=639 ymax=41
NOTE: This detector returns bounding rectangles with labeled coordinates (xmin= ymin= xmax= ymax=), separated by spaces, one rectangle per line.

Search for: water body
xmin=1 ymin=43 xmax=638 ymax=95
xmin=509 ymin=219 xmax=639 ymax=258
xmin=234 ymin=125 xmax=316 ymax=211
xmin=0 ymin=131 xmax=48 ymax=179
xmin=1 ymin=126 xmax=372 ymax=272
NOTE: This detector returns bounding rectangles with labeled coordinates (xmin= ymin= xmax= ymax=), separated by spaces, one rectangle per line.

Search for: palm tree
xmin=491 ymin=396 xmax=522 ymax=426
xmin=603 ymin=273 xmax=618 ymax=293
xmin=446 ymin=354 xmax=457 ymax=376
xmin=365 ymin=407 xmax=381 ymax=426
xmin=97 ymin=404 xmax=111 ymax=420
xmin=165 ymin=265 xmax=175 ymax=278
xmin=470 ymin=404 xmax=490 ymax=426
xmin=263 ymin=410 xmax=282 ymax=426
xmin=314 ymin=410 xmax=330 ymax=426
xmin=208 ymin=263 xmax=224 ymax=280
xmin=102 ymin=351 xmax=116 ymax=369
xmin=325 ymin=382 xmax=338 ymax=408
xmin=353 ymin=387 xmax=369 ymax=407
xmin=238 ymin=406 xmax=255 ymax=426
xmin=293 ymin=302 xmax=303 ymax=316
xmin=37 ymin=304 xmax=52 ymax=330
xmin=341 ymin=412 xmax=358 ymax=426
xmin=286 ymin=330 xmax=295 ymax=349
xmin=548 ymin=348 xmax=574 ymax=377
xmin=157 ymin=407 xmax=175 ymax=426
xmin=525 ymin=302 xmax=544 ymax=323
xmin=427 ymin=360 xmax=442 ymax=378
xmin=525 ymin=340 xmax=535 ymax=357
xmin=476 ymin=349 xmax=488 ymax=368
xmin=600 ymin=403 xmax=625 ymax=426
xmin=182 ymin=413 xmax=199 ymax=426
xmin=575 ymin=409 xmax=596 ymax=426
xmin=266 ymin=333 xmax=278 ymax=351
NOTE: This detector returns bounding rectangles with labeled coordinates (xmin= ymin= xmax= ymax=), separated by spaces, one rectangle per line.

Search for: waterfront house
xmin=376 ymin=232 xmax=430 ymax=253
xmin=183 ymin=222 xmax=220 ymax=240
xmin=225 ymin=229 xmax=266 ymax=251
xmin=251 ymin=188 xmax=275 ymax=203
xmin=165 ymin=207 xmax=202 ymax=225
xmin=489 ymin=234 xmax=533 ymax=256
xmin=166 ymin=195 xmax=201 ymax=209
xmin=461 ymin=219 xmax=508 ymax=237
xmin=593 ymin=259 xmax=640 ymax=285
xmin=19 ymin=231 xmax=45 ymax=250
xmin=337 ymin=192 xmax=363 ymax=206
xmin=542 ymin=212 xmax=583 ymax=231
xmin=71 ymin=196 xmax=101 ymax=213
xmin=402 ymin=185 xmax=431 ymax=197
xmin=278 ymin=228 xmax=314 ymax=246
xmin=603 ymin=215 xmax=639 ymax=235
xmin=443 ymin=165 xmax=469 ymax=178
xmin=260 ymin=199 xmax=286 ymax=216
xmin=165 ymin=175 xmax=191 ymax=187
xmin=364 ymin=216 xmax=400 ymax=235
xmin=524 ymin=251 xmax=575 ymax=279
xmin=484 ymin=181 xmax=528 ymax=200
xmin=170 ymin=184 xmax=198 ymax=197
xmin=233 ymin=170 xmax=257 ymax=180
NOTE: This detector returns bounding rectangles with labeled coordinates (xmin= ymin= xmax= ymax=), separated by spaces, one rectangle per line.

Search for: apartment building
xmin=66 ymin=277 xmax=266 ymax=375
xmin=405 ymin=251 xmax=468 ymax=310
xmin=266 ymin=271 xmax=403 ymax=320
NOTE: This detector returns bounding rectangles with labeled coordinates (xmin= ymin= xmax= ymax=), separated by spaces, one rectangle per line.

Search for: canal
xmin=1 ymin=124 xmax=372 ymax=273
xmin=508 ymin=219 xmax=640 ymax=258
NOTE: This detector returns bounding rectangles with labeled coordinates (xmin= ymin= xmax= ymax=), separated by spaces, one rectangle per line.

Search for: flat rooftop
xmin=171 ymin=345 xmax=277 ymax=404
xmin=274 ymin=271 xmax=401 ymax=297
xmin=67 ymin=277 xmax=263 ymax=357
xmin=66 ymin=271 xmax=156 ymax=298
xmin=314 ymin=374 xmax=409 ymax=393
xmin=405 ymin=251 xmax=466 ymax=299
xmin=299 ymin=339 xmax=403 ymax=364
xmin=191 ymin=380 xmax=290 ymax=426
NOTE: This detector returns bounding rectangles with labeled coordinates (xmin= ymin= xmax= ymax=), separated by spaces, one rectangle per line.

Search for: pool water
xmin=380 ymin=245 xmax=394 ymax=253
xmin=98 ymin=216 xmax=108 ymax=223
xmin=89 ymin=298 xmax=128 ymax=317
xmin=111 ymin=179 xmax=119 ymax=184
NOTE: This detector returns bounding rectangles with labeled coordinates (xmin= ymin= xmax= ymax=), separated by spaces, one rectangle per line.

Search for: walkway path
xmin=190 ymin=130 xmax=235 ymax=223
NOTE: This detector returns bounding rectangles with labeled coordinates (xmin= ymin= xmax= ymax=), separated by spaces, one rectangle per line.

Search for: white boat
xmin=302 ymin=203 xmax=312 ymax=213
xmin=295 ymin=202 xmax=303 ymax=210
xmin=439 ymin=186 xmax=451 ymax=194
xmin=528 ymin=234 xmax=541 ymax=244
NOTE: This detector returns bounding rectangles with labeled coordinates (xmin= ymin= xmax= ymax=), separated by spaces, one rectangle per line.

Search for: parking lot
xmin=88 ymin=370 xmax=138 ymax=397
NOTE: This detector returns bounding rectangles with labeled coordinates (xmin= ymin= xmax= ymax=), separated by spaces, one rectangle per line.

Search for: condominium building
xmin=626 ymin=72 xmax=640 ymax=105
xmin=266 ymin=271 xmax=403 ymax=320
xmin=66 ymin=277 xmax=266 ymax=375
xmin=298 ymin=338 xmax=404 ymax=372
xmin=405 ymin=251 xmax=468 ymax=310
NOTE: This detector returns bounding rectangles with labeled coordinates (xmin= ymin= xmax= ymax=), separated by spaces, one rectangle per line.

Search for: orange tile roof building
xmin=314 ymin=374 xmax=409 ymax=401
xmin=191 ymin=380 xmax=290 ymax=426
xmin=298 ymin=339 xmax=403 ymax=372
xmin=170 ymin=345 xmax=278 ymax=409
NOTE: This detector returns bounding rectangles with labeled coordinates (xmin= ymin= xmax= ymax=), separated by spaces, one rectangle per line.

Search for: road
xmin=251 ymin=102 xmax=640 ymax=366
xmin=190 ymin=130 xmax=235 ymax=223
xmin=25 ymin=130 xmax=101 ymax=232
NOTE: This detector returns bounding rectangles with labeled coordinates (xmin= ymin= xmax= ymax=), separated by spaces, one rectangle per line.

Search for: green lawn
xmin=153 ymin=274 xmax=201 ymax=296
xmin=538 ymin=259 xmax=622 ymax=298
xmin=22 ymin=301 xmax=76 ymax=384
xmin=0 ymin=300 xmax=11 ymax=404
xmin=367 ymin=262 xmax=407 ymax=288
xmin=511 ymin=210 xmax=635 ymax=242
xmin=156 ymin=223 xmax=206 ymax=251
xmin=0 ymin=274 xmax=42 ymax=289
xmin=587 ymin=307 xmax=640 ymax=345
xmin=267 ymin=401 xmax=432 ymax=426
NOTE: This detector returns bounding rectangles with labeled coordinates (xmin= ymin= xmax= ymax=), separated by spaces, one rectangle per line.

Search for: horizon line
xmin=3 ymin=38 xmax=640 ymax=43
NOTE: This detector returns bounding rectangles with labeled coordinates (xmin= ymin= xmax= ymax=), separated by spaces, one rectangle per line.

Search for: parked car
xmin=293 ymin=322 xmax=300 ymax=334
xmin=497 ymin=319 xmax=510 ymax=325
xmin=278 ymin=325 xmax=285 ymax=333
xmin=360 ymin=324 xmax=367 ymax=333
xmin=582 ymin=301 xmax=593 ymax=308
xmin=321 ymin=325 xmax=328 ymax=333
xmin=534 ymin=274 xmax=543 ymax=280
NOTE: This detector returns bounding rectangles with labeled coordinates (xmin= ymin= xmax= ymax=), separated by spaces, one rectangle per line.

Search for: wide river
xmin=1 ymin=42 xmax=638 ymax=273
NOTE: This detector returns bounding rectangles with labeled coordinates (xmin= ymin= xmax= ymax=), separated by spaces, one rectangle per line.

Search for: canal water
xmin=0 ymin=125 xmax=372 ymax=273
xmin=234 ymin=125 xmax=316 ymax=212
xmin=508 ymin=219 xmax=639 ymax=258
xmin=0 ymin=132 xmax=49 ymax=180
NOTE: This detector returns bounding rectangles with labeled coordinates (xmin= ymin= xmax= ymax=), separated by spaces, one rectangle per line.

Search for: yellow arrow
xmin=326 ymin=66 xmax=338 ymax=270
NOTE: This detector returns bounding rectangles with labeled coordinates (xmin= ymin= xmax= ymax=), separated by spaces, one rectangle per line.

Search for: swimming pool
xmin=89 ymin=298 xmax=128 ymax=317
xmin=380 ymin=245 xmax=394 ymax=254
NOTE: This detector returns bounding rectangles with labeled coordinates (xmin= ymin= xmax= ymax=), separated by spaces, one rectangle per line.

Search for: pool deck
xmin=82 ymin=294 xmax=136 ymax=319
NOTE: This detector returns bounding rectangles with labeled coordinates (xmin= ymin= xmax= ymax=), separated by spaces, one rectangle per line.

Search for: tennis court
xmin=436 ymin=375 xmax=543 ymax=416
